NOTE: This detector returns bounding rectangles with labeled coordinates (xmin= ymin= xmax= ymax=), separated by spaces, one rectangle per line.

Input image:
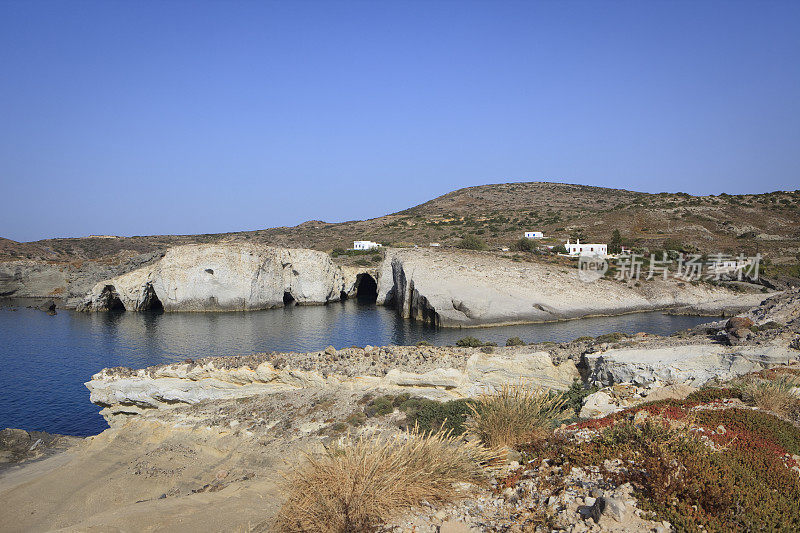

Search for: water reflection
xmin=0 ymin=302 xmax=713 ymax=436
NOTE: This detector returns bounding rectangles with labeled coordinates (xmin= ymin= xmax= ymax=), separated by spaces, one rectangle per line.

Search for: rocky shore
xmin=2 ymin=243 xmax=771 ymax=327
xmin=377 ymin=248 xmax=771 ymax=327
xmin=2 ymin=290 xmax=798 ymax=531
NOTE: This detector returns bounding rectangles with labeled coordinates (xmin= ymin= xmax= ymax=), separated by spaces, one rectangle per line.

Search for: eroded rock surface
xmin=86 ymin=347 xmax=580 ymax=424
xmin=79 ymin=244 xmax=353 ymax=312
xmin=376 ymin=248 xmax=771 ymax=327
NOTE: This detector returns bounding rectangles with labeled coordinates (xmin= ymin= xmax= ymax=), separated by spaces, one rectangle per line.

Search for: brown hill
xmin=2 ymin=182 xmax=798 ymax=277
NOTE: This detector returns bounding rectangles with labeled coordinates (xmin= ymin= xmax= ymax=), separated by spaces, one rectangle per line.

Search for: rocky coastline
xmin=2 ymin=243 xmax=773 ymax=328
xmin=1 ymin=290 xmax=799 ymax=531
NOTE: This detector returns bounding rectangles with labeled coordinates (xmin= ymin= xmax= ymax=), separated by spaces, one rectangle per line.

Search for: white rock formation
xmin=376 ymin=248 xmax=772 ymax=327
xmin=584 ymin=342 xmax=799 ymax=387
xmin=86 ymin=351 xmax=579 ymax=424
xmin=80 ymin=244 xmax=350 ymax=312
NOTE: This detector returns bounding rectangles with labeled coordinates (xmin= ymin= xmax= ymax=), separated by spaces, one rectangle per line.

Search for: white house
xmin=565 ymin=239 xmax=607 ymax=257
xmin=523 ymin=231 xmax=544 ymax=239
xmin=353 ymin=240 xmax=383 ymax=251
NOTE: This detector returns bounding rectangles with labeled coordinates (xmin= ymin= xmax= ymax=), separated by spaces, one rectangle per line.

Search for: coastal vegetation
xmin=466 ymin=385 xmax=568 ymax=448
xmin=276 ymin=363 xmax=800 ymax=532
xmin=275 ymin=431 xmax=501 ymax=533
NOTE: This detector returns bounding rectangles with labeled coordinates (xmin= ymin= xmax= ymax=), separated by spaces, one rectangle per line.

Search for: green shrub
xmin=346 ymin=412 xmax=367 ymax=426
xmin=400 ymin=397 xmax=475 ymax=436
xmin=506 ymin=336 xmax=525 ymax=346
xmin=560 ymin=379 xmax=599 ymax=417
xmin=415 ymin=340 xmax=431 ymax=346
xmin=456 ymin=336 xmax=485 ymax=347
xmin=595 ymin=332 xmax=628 ymax=343
xmin=364 ymin=396 xmax=395 ymax=417
xmin=751 ymin=321 xmax=783 ymax=332
xmin=514 ymin=238 xmax=537 ymax=253
xmin=457 ymin=234 xmax=487 ymax=250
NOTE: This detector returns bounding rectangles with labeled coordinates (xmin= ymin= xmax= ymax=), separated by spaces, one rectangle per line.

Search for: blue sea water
xmin=0 ymin=302 xmax=712 ymax=436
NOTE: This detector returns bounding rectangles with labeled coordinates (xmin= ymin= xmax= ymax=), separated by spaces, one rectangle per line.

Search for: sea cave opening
xmin=101 ymin=285 xmax=126 ymax=312
xmin=141 ymin=284 xmax=164 ymax=313
xmin=283 ymin=291 xmax=296 ymax=306
xmin=354 ymin=273 xmax=378 ymax=304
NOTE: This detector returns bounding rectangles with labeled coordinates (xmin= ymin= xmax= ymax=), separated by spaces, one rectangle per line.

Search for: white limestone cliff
xmin=79 ymin=244 xmax=350 ymax=312
xmin=377 ymin=248 xmax=772 ymax=327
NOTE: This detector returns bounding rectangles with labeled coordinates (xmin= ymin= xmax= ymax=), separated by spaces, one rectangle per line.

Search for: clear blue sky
xmin=1 ymin=1 xmax=798 ymax=242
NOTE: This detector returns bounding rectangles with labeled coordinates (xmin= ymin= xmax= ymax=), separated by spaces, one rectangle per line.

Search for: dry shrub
xmin=744 ymin=376 xmax=800 ymax=420
xmin=275 ymin=431 xmax=499 ymax=533
xmin=467 ymin=384 xmax=569 ymax=448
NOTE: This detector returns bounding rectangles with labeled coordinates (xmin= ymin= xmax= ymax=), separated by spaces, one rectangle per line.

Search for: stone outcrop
xmin=79 ymin=244 xmax=353 ymax=312
xmin=376 ymin=248 xmax=772 ymax=327
xmin=584 ymin=342 xmax=798 ymax=387
xmin=86 ymin=348 xmax=579 ymax=424
xmin=579 ymin=383 xmax=697 ymax=419
xmin=0 ymin=252 xmax=162 ymax=308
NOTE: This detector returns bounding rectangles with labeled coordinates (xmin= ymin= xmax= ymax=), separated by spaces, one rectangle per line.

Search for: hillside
xmin=2 ymin=182 xmax=799 ymax=274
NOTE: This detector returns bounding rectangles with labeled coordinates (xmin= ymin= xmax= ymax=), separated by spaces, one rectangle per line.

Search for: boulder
xmin=584 ymin=344 xmax=766 ymax=387
xmin=464 ymin=352 xmax=579 ymax=391
xmin=579 ymin=391 xmax=619 ymax=419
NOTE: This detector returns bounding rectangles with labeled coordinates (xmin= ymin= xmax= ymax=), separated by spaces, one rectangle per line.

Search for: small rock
xmin=588 ymin=496 xmax=606 ymax=523
xmin=726 ymin=316 xmax=754 ymax=331
xmin=603 ymin=496 xmax=627 ymax=521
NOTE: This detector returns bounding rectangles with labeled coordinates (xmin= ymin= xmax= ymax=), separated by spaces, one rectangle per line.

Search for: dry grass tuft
xmin=744 ymin=376 xmax=800 ymax=420
xmin=467 ymin=384 xmax=569 ymax=448
xmin=275 ymin=431 xmax=500 ymax=533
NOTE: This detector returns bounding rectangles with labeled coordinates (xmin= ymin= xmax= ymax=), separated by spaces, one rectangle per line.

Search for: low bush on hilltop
xmin=275 ymin=432 xmax=500 ymax=533
xmin=457 ymin=234 xmax=487 ymax=250
xmin=513 ymin=238 xmax=537 ymax=253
